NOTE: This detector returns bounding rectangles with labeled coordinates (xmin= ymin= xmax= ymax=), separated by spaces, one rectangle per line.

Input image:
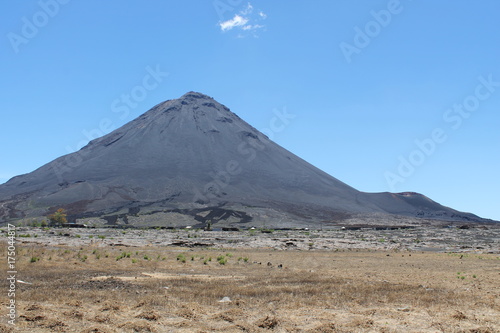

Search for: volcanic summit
xmin=0 ymin=92 xmax=490 ymax=228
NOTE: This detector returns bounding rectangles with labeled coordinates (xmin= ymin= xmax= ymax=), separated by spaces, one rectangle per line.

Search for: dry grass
xmin=1 ymin=243 xmax=499 ymax=332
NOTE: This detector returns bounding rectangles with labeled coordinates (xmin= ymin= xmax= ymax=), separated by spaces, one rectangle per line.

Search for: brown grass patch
xmin=1 ymin=242 xmax=499 ymax=332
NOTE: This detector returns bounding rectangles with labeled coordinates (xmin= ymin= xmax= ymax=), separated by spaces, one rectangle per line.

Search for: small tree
xmin=205 ymin=220 xmax=212 ymax=231
xmin=48 ymin=208 xmax=67 ymax=226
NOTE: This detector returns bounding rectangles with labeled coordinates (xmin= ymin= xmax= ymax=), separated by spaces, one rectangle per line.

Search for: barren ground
xmin=1 ymin=226 xmax=499 ymax=332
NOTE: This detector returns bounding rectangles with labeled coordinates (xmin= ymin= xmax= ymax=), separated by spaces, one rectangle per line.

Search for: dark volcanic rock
xmin=0 ymin=92 xmax=491 ymax=227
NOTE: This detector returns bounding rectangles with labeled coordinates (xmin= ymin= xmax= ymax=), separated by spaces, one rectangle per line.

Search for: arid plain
xmin=1 ymin=225 xmax=499 ymax=332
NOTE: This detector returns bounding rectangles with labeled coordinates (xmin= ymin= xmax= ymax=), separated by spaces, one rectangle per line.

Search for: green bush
xmin=217 ymin=255 xmax=227 ymax=265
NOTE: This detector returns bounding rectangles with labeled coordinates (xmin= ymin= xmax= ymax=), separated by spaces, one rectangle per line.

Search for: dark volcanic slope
xmin=0 ymin=92 xmax=487 ymax=225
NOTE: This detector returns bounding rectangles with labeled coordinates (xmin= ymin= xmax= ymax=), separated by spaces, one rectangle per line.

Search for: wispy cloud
xmin=240 ymin=3 xmax=253 ymax=15
xmin=218 ymin=2 xmax=267 ymax=36
xmin=242 ymin=24 xmax=264 ymax=31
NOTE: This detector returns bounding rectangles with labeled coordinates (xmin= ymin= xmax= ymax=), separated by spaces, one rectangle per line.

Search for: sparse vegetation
xmin=6 ymin=242 xmax=499 ymax=333
xmin=116 ymin=252 xmax=131 ymax=261
xmin=3 ymin=227 xmax=499 ymax=332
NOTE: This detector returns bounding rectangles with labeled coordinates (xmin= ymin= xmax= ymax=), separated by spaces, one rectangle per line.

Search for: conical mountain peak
xmin=0 ymin=92 xmax=489 ymax=227
xmin=180 ymin=91 xmax=214 ymax=100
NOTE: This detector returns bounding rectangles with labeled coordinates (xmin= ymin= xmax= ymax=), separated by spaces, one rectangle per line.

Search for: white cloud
xmin=219 ymin=14 xmax=249 ymax=32
xmin=217 ymin=2 xmax=267 ymax=36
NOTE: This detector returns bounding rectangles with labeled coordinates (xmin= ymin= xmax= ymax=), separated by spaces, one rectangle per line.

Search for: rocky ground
xmin=4 ymin=224 xmax=499 ymax=253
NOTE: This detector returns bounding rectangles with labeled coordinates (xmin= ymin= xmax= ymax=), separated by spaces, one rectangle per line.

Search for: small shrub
xmin=116 ymin=252 xmax=130 ymax=261
xmin=217 ymin=255 xmax=227 ymax=265
xmin=30 ymin=256 xmax=40 ymax=263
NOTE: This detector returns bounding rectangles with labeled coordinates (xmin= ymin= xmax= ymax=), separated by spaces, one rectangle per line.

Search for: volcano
xmin=0 ymin=92 xmax=491 ymax=228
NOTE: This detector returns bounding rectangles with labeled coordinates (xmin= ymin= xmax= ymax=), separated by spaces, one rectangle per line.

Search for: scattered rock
xmin=20 ymin=314 xmax=45 ymax=322
xmin=256 ymin=315 xmax=279 ymax=329
xmin=135 ymin=311 xmax=159 ymax=321
xmin=24 ymin=303 xmax=42 ymax=311
xmin=452 ymin=310 xmax=467 ymax=320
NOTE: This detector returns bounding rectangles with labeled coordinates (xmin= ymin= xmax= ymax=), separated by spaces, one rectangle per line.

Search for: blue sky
xmin=1 ymin=0 xmax=499 ymax=221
